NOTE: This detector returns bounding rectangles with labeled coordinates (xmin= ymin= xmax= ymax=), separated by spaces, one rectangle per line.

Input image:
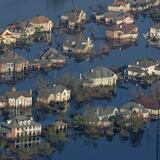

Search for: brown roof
xmin=30 ymin=16 xmax=51 ymax=24
xmin=134 ymin=96 xmax=159 ymax=110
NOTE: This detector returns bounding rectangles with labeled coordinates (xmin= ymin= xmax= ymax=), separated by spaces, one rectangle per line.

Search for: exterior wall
xmin=153 ymin=69 xmax=160 ymax=76
xmin=116 ymin=17 xmax=134 ymax=25
xmin=0 ymin=101 xmax=7 ymax=108
xmin=15 ymin=125 xmax=41 ymax=138
xmin=47 ymin=90 xmax=71 ymax=103
xmin=142 ymin=65 xmax=157 ymax=75
xmin=127 ymin=70 xmax=145 ymax=77
xmin=84 ymin=74 xmax=118 ymax=87
xmin=150 ymin=28 xmax=160 ymax=39
xmin=108 ymin=4 xmax=130 ymax=12
xmin=30 ymin=21 xmax=53 ymax=32
xmin=0 ymin=61 xmax=29 ymax=74
xmin=107 ymin=29 xmax=138 ymax=40
xmin=147 ymin=108 xmax=159 ymax=115
xmin=8 ymin=96 xmax=32 ymax=107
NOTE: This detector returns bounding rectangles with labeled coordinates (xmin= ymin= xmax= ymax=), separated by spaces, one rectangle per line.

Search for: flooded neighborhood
xmin=0 ymin=0 xmax=160 ymax=160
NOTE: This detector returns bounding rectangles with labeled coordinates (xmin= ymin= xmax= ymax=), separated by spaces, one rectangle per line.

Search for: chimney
xmin=80 ymin=73 xmax=82 ymax=79
xmin=53 ymin=84 xmax=56 ymax=87
xmin=12 ymin=87 xmax=16 ymax=92
xmin=120 ymin=24 xmax=123 ymax=30
xmin=29 ymin=89 xmax=32 ymax=95
xmin=91 ymin=69 xmax=94 ymax=73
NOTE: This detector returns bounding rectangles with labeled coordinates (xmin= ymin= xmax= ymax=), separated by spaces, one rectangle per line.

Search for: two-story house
xmin=0 ymin=49 xmax=29 ymax=74
xmin=30 ymin=16 xmax=53 ymax=32
xmin=37 ymin=84 xmax=71 ymax=104
xmin=6 ymin=87 xmax=32 ymax=108
xmin=0 ymin=115 xmax=41 ymax=139
xmin=80 ymin=66 xmax=118 ymax=87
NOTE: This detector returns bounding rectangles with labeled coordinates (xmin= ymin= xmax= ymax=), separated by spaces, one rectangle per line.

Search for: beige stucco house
xmin=0 ymin=29 xmax=17 ymax=45
xmin=135 ymin=96 xmax=160 ymax=116
xmin=108 ymin=1 xmax=131 ymax=12
xmin=6 ymin=87 xmax=32 ymax=108
xmin=0 ymin=49 xmax=29 ymax=74
xmin=106 ymin=23 xmax=138 ymax=40
xmin=81 ymin=66 xmax=118 ymax=87
xmin=128 ymin=58 xmax=159 ymax=77
xmin=60 ymin=8 xmax=86 ymax=30
xmin=0 ymin=115 xmax=41 ymax=139
xmin=30 ymin=16 xmax=53 ymax=32
xmin=37 ymin=84 xmax=71 ymax=104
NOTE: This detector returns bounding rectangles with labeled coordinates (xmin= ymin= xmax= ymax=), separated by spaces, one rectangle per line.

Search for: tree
xmin=47 ymin=126 xmax=67 ymax=145
xmin=72 ymin=115 xmax=86 ymax=130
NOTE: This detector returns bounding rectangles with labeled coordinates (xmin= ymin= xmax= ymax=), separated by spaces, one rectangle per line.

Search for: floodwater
xmin=0 ymin=0 xmax=160 ymax=160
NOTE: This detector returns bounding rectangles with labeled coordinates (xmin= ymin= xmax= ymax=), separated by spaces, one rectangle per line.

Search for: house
xmin=106 ymin=23 xmax=138 ymax=40
xmin=53 ymin=121 xmax=68 ymax=132
xmin=153 ymin=64 xmax=160 ymax=76
xmin=80 ymin=66 xmax=118 ymax=87
xmin=40 ymin=48 xmax=65 ymax=69
xmin=7 ymin=20 xmax=35 ymax=39
xmin=128 ymin=58 xmax=159 ymax=77
xmin=0 ymin=29 xmax=17 ymax=45
xmin=60 ymin=8 xmax=86 ymax=30
xmin=96 ymin=107 xmax=119 ymax=120
xmin=105 ymin=12 xmax=134 ymax=25
xmin=145 ymin=23 xmax=160 ymax=41
xmin=0 ymin=96 xmax=7 ymax=109
xmin=6 ymin=87 xmax=32 ymax=108
xmin=0 ymin=49 xmax=29 ymax=73
xmin=134 ymin=96 xmax=160 ymax=116
xmin=120 ymin=102 xmax=149 ymax=118
xmin=108 ymin=1 xmax=131 ymax=12
xmin=112 ymin=13 xmax=134 ymax=25
xmin=127 ymin=0 xmax=160 ymax=12
xmin=127 ymin=65 xmax=146 ymax=77
xmin=63 ymin=34 xmax=94 ymax=54
xmin=30 ymin=16 xmax=53 ymax=32
xmin=37 ymin=84 xmax=71 ymax=104
xmin=0 ymin=115 xmax=41 ymax=139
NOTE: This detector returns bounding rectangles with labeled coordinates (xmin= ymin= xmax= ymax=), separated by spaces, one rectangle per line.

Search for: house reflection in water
xmin=15 ymin=136 xmax=41 ymax=148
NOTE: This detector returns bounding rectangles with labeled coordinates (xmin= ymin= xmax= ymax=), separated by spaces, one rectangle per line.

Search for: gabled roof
xmin=96 ymin=106 xmax=118 ymax=118
xmin=155 ymin=64 xmax=160 ymax=71
xmin=40 ymin=48 xmax=65 ymax=61
xmin=62 ymin=8 xmax=85 ymax=23
xmin=38 ymin=85 xmax=69 ymax=98
xmin=64 ymin=34 xmax=90 ymax=50
xmin=0 ymin=115 xmax=41 ymax=130
xmin=134 ymin=58 xmax=158 ymax=68
xmin=0 ymin=49 xmax=28 ymax=64
xmin=121 ymin=102 xmax=144 ymax=110
xmin=151 ymin=23 xmax=160 ymax=30
xmin=6 ymin=89 xmax=32 ymax=99
xmin=128 ymin=65 xmax=144 ymax=73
